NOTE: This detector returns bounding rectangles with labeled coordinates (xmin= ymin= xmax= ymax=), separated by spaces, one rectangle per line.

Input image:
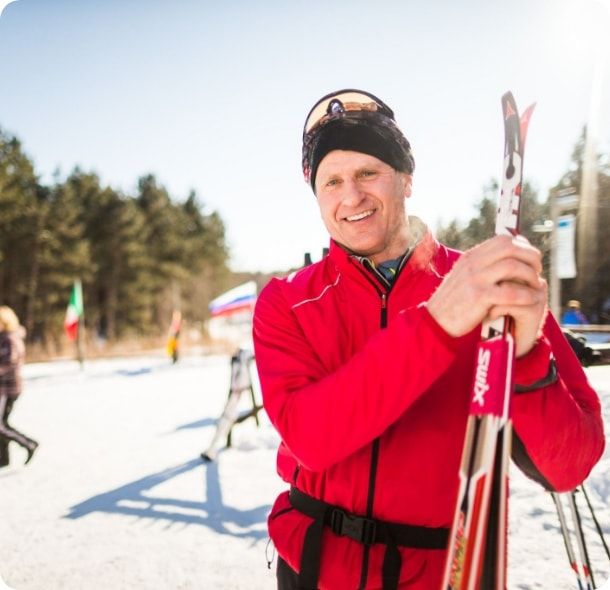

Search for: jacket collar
xmin=327 ymin=216 xmax=439 ymax=282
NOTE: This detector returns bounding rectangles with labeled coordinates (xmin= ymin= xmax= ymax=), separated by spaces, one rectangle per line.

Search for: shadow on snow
xmin=172 ymin=418 xmax=217 ymax=432
xmin=64 ymin=457 xmax=270 ymax=541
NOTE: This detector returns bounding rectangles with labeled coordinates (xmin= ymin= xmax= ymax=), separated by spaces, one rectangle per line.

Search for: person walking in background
xmin=561 ymin=300 xmax=589 ymax=326
xmin=0 ymin=306 xmax=38 ymax=468
xmin=166 ymin=310 xmax=182 ymax=364
xmin=253 ymin=89 xmax=604 ymax=589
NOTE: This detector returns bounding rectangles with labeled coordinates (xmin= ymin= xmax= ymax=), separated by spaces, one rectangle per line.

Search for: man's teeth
xmin=346 ymin=209 xmax=374 ymax=222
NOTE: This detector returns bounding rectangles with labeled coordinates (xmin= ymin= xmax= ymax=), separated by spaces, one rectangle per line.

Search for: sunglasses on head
xmin=303 ymin=89 xmax=395 ymax=136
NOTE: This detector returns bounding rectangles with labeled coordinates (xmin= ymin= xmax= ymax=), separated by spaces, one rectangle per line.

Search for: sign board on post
xmin=556 ymin=214 xmax=577 ymax=279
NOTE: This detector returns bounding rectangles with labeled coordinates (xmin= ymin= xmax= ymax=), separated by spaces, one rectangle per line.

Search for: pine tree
xmin=29 ymin=178 xmax=90 ymax=347
xmin=0 ymin=130 xmax=41 ymax=322
xmin=0 ymin=127 xmax=232 ymax=346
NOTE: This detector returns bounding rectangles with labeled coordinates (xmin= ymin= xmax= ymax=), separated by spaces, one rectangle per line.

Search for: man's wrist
xmin=514 ymin=337 xmax=557 ymax=392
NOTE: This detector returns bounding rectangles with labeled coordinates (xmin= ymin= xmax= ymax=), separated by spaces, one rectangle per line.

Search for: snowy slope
xmin=0 ymin=354 xmax=608 ymax=589
xmin=509 ymin=364 xmax=610 ymax=589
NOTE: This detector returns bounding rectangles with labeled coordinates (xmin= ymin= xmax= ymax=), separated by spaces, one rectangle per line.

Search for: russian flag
xmin=209 ymin=281 xmax=257 ymax=318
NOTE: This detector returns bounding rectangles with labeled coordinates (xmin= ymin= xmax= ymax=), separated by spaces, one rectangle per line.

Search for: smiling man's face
xmin=314 ymin=150 xmax=412 ymax=264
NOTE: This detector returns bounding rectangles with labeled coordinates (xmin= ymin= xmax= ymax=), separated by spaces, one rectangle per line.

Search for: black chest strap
xmin=289 ymin=486 xmax=449 ymax=590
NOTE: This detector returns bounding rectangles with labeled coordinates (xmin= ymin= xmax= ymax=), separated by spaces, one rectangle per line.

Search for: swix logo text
xmin=473 ymin=348 xmax=491 ymax=406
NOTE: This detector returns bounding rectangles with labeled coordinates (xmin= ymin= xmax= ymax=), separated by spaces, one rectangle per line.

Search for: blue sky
xmin=0 ymin=0 xmax=608 ymax=272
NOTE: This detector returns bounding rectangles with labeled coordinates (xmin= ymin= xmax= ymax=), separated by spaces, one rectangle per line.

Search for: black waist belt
xmin=289 ymin=486 xmax=449 ymax=590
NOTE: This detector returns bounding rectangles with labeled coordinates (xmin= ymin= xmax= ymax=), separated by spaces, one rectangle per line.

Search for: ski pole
xmin=552 ymin=492 xmax=586 ymax=590
xmin=568 ymin=490 xmax=595 ymax=590
xmin=581 ymin=484 xmax=610 ymax=562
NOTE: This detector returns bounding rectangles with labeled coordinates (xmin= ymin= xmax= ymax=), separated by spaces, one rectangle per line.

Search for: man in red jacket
xmin=253 ymin=89 xmax=604 ymax=590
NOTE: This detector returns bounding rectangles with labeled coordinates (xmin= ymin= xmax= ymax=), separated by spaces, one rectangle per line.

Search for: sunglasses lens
xmin=304 ymin=90 xmax=392 ymax=134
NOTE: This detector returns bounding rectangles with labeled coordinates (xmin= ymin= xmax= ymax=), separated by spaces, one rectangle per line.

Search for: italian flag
xmin=64 ymin=280 xmax=84 ymax=341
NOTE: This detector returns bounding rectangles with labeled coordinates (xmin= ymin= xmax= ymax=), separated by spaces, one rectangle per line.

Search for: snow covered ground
xmin=0 ymin=352 xmax=608 ymax=589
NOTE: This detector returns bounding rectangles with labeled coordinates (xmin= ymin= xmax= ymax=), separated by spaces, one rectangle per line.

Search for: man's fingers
xmin=489 ymin=277 xmax=546 ymax=307
xmin=427 ymin=236 xmax=546 ymax=341
xmin=487 ymin=280 xmax=548 ymax=317
xmin=481 ymin=258 xmax=543 ymax=290
xmin=463 ymin=234 xmax=543 ymax=274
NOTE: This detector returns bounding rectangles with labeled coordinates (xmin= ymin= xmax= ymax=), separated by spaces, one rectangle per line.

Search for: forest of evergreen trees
xmin=0 ymin=127 xmax=234 ymax=352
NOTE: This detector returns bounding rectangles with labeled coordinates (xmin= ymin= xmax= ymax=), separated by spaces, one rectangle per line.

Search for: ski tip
xmin=501 ymin=94 xmax=537 ymax=141
xmin=501 ymin=90 xmax=515 ymax=103
xmin=522 ymin=102 xmax=537 ymax=120
xmin=501 ymin=91 xmax=518 ymax=120
xmin=519 ymin=102 xmax=537 ymax=150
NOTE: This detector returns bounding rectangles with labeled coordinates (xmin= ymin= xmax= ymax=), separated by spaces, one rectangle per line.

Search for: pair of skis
xmin=442 ymin=92 xmax=536 ymax=589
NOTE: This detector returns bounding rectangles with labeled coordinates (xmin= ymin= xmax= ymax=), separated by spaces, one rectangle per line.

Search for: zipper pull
xmin=265 ymin=537 xmax=276 ymax=569
xmin=380 ymin=293 xmax=388 ymax=329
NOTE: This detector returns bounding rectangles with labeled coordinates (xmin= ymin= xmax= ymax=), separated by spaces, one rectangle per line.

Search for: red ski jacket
xmin=253 ymin=226 xmax=605 ymax=590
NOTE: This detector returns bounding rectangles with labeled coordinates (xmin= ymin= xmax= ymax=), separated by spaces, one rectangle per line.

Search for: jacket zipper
xmin=352 ymin=253 xmax=416 ymax=589
xmin=358 ymin=290 xmax=389 ymax=590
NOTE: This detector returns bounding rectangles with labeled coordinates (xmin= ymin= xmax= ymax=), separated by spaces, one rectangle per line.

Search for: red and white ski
xmin=441 ymin=92 xmax=536 ymax=590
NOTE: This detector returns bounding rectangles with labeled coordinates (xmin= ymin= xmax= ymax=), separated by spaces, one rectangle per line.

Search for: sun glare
xmin=551 ymin=0 xmax=610 ymax=69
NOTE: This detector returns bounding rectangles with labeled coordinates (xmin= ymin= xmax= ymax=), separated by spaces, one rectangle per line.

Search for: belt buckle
xmin=330 ymin=509 xmax=376 ymax=546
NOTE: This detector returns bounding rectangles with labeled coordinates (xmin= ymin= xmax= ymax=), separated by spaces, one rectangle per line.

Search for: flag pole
xmin=75 ymin=279 xmax=85 ymax=368
xmin=65 ymin=279 xmax=85 ymax=368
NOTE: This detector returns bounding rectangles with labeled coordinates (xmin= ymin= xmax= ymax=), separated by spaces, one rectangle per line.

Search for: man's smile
xmin=343 ymin=209 xmax=376 ymax=222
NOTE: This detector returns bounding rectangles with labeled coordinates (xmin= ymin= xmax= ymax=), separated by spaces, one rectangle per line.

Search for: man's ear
xmin=402 ymin=174 xmax=413 ymax=199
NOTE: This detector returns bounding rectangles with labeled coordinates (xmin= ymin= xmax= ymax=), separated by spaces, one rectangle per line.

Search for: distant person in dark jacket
xmin=561 ymin=300 xmax=589 ymax=326
xmin=0 ymin=306 xmax=38 ymax=467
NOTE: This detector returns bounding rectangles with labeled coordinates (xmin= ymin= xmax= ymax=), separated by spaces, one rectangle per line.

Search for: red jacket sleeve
xmin=253 ymin=278 xmax=458 ymax=472
xmin=511 ymin=313 xmax=605 ymax=491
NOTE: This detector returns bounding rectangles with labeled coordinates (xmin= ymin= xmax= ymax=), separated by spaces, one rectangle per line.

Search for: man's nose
xmin=341 ymin=179 xmax=365 ymax=207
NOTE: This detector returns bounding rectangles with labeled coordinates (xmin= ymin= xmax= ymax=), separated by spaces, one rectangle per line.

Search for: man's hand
xmin=427 ymin=235 xmax=548 ymax=357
